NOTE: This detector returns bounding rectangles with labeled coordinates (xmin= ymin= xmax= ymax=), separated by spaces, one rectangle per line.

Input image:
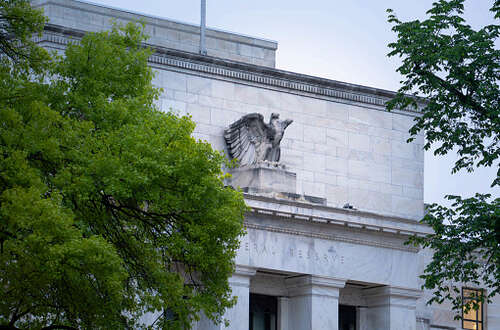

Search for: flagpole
xmin=200 ymin=0 xmax=207 ymax=55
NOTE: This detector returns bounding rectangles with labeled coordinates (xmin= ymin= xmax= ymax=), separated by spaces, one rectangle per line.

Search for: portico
xmin=205 ymin=269 xmax=421 ymax=330
xmin=194 ymin=193 xmax=426 ymax=330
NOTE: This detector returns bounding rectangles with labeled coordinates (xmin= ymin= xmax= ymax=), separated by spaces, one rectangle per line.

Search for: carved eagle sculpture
xmin=224 ymin=113 xmax=293 ymax=166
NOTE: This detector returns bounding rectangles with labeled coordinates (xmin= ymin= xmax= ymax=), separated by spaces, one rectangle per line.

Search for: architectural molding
xmin=286 ymin=275 xmax=346 ymax=289
xmin=244 ymin=222 xmax=419 ymax=253
xmin=244 ymin=194 xmax=432 ymax=238
xmin=37 ymin=25 xmax=422 ymax=115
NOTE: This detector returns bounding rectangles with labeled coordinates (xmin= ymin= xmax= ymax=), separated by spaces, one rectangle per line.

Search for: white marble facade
xmin=34 ymin=1 xmax=499 ymax=329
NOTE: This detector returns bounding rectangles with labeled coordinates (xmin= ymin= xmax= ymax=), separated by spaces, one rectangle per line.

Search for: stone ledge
xmin=240 ymin=190 xmax=327 ymax=206
xmin=244 ymin=193 xmax=432 ymax=238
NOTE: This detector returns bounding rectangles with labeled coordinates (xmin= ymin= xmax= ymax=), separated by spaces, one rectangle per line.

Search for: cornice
xmin=242 ymin=192 xmax=432 ymax=252
xmin=245 ymin=193 xmax=422 ymax=225
xmin=38 ymin=25 xmax=421 ymax=115
xmin=244 ymin=194 xmax=432 ymax=238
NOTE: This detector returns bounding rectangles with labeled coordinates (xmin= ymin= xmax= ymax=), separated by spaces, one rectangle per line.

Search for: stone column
xmin=362 ymin=286 xmax=421 ymax=330
xmin=222 ymin=265 xmax=256 ymax=330
xmin=285 ymin=275 xmax=346 ymax=330
xmin=356 ymin=306 xmax=368 ymax=330
xmin=277 ymin=297 xmax=289 ymax=330
xmin=195 ymin=265 xmax=256 ymax=330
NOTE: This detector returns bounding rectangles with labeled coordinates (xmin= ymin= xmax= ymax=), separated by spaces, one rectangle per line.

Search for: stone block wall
xmin=32 ymin=0 xmax=277 ymax=67
xmin=154 ymin=69 xmax=425 ymax=220
xmin=32 ymin=0 xmax=423 ymax=221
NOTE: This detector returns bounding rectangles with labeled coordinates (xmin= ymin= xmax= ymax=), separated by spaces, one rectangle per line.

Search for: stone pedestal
xmin=229 ymin=164 xmax=296 ymax=194
xmin=285 ymin=275 xmax=346 ymax=330
xmin=362 ymin=286 xmax=421 ymax=330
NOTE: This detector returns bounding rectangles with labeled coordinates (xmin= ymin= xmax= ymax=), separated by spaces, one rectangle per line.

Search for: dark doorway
xmin=339 ymin=305 xmax=356 ymax=330
xmin=249 ymin=293 xmax=277 ymax=330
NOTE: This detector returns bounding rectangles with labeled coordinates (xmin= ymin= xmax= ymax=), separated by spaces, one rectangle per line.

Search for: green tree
xmin=387 ymin=0 xmax=500 ymax=315
xmin=0 ymin=0 xmax=47 ymax=68
xmin=0 ymin=1 xmax=246 ymax=329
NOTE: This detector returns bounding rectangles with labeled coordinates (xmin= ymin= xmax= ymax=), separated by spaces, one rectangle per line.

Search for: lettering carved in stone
xmin=224 ymin=113 xmax=293 ymax=166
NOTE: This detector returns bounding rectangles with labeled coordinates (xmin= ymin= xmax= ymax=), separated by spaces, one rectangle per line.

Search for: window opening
xmin=462 ymin=288 xmax=483 ymax=330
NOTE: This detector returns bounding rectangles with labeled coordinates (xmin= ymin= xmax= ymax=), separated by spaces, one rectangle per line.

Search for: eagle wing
xmin=224 ymin=113 xmax=269 ymax=166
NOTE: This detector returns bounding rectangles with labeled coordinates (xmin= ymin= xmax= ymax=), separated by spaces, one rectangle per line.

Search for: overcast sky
xmin=86 ymin=0 xmax=499 ymax=205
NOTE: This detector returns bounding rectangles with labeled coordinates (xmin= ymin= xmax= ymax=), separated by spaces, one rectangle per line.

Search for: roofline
xmin=42 ymin=23 xmax=423 ymax=114
xmin=32 ymin=0 xmax=278 ymax=46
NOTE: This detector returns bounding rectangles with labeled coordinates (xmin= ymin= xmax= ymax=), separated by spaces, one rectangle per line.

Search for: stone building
xmin=32 ymin=0 xmax=499 ymax=329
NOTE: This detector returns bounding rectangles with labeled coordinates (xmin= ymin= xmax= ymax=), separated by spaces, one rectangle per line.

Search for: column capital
xmin=285 ymin=275 xmax=346 ymax=298
xmin=234 ymin=265 xmax=257 ymax=277
xmin=228 ymin=265 xmax=257 ymax=288
xmin=362 ymin=286 xmax=422 ymax=309
xmin=362 ymin=286 xmax=422 ymax=299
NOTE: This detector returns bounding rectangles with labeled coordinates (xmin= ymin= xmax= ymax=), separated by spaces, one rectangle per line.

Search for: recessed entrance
xmin=339 ymin=304 xmax=356 ymax=330
xmin=249 ymin=293 xmax=277 ymax=330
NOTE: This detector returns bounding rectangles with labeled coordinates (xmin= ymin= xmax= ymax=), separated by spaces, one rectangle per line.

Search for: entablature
xmin=244 ymin=193 xmax=432 ymax=242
